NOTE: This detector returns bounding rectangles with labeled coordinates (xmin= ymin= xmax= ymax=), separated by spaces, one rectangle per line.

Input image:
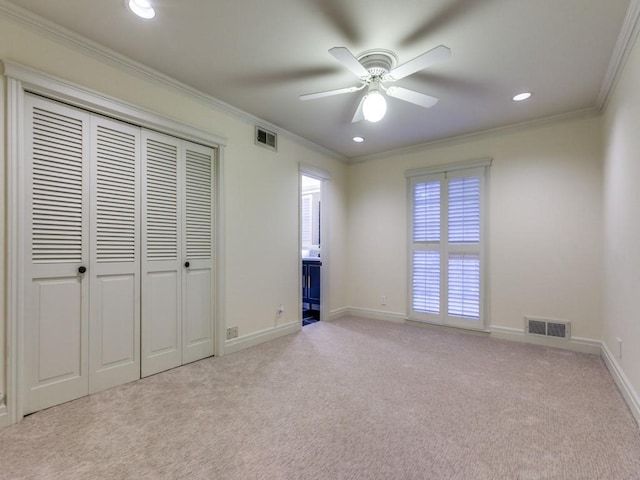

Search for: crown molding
xmin=0 ymin=0 xmax=346 ymax=163
xmin=348 ymin=107 xmax=599 ymax=164
xmin=597 ymin=0 xmax=640 ymax=110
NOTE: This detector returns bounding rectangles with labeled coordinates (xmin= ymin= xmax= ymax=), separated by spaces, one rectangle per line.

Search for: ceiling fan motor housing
xmin=357 ymin=49 xmax=398 ymax=80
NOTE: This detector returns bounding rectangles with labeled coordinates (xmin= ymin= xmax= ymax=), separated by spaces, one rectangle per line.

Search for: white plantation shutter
xmin=413 ymin=181 xmax=441 ymax=242
xmin=448 ymin=177 xmax=480 ymax=244
xmin=447 ymin=175 xmax=481 ymax=320
xmin=301 ymin=194 xmax=312 ymax=247
xmin=408 ymin=161 xmax=489 ymax=329
xmin=447 ymin=253 xmax=480 ymax=319
xmin=412 ymin=251 xmax=440 ymax=314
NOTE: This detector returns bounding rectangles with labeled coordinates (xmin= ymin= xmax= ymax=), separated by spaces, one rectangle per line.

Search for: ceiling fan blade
xmin=329 ymin=47 xmax=370 ymax=78
xmin=299 ymin=85 xmax=362 ymax=101
xmin=387 ymin=45 xmax=451 ymax=81
xmin=386 ymin=86 xmax=439 ymax=108
xmin=351 ymin=96 xmax=366 ymax=123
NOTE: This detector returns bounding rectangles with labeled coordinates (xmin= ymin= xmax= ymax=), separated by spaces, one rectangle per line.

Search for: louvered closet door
xmin=24 ymin=95 xmax=90 ymax=414
xmin=141 ymin=131 xmax=183 ymax=377
xmin=89 ymin=117 xmax=141 ymax=393
xmin=182 ymin=142 xmax=215 ymax=364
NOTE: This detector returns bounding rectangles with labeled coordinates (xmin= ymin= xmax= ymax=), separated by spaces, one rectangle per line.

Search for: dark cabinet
xmin=302 ymin=259 xmax=321 ymax=320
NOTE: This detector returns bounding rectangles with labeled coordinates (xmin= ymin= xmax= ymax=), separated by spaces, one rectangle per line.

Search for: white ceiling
xmin=2 ymin=0 xmax=632 ymax=160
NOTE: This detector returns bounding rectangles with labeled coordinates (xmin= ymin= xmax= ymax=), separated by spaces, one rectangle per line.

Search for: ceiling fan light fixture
xmin=127 ymin=0 xmax=155 ymax=19
xmin=362 ymin=91 xmax=387 ymax=123
xmin=353 ymin=136 xmax=365 ymax=143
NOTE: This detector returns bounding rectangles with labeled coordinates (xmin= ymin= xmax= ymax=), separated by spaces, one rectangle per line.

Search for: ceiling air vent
xmin=255 ymin=126 xmax=277 ymax=151
xmin=525 ymin=317 xmax=571 ymax=339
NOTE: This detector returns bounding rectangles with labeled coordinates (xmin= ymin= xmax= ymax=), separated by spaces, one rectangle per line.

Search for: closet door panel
xmin=24 ymin=95 xmax=90 ymax=414
xmin=142 ymin=132 xmax=182 ymax=377
xmin=182 ymin=143 xmax=215 ymax=364
xmin=183 ymin=268 xmax=212 ymax=361
xmin=89 ymin=117 xmax=141 ymax=393
xmin=93 ymin=272 xmax=136 ymax=363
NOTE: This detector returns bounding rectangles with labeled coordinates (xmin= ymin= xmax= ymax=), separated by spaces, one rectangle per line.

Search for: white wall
xmin=602 ymin=29 xmax=640 ymax=401
xmin=347 ymin=116 xmax=603 ymax=339
xmin=0 ymin=13 xmax=348 ymax=402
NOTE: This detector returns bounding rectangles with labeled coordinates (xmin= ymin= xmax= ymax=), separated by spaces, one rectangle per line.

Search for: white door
xmin=141 ymin=135 xmax=215 ymax=376
xmin=24 ymin=95 xmax=91 ymax=414
xmin=89 ymin=117 xmax=141 ymax=393
xmin=22 ymin=95 xmax=216 ymax=414
xmin=141 ymin=131 xmax=183 ymax=377
xmin=182 ymin=142 xmax=215 ymax=364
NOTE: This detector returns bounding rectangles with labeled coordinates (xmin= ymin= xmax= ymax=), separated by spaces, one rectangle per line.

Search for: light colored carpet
xmin=0 ymin=316 xmax=639 ymax=480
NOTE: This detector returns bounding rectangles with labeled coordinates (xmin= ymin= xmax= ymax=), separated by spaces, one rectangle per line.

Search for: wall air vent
xmin=525 ymin=317 xmax=571 ymax=339
xmin=255 ymin=126 xmax=277 ymax=151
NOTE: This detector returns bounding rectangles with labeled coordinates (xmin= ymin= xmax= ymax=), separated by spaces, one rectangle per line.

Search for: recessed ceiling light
xmin=353 ymin=136 xmax=365 ymax=143
xmin=513 ymin=92 xmax=532 ymax=102
xmin=127 ymin=0 xmax=155 ymax=19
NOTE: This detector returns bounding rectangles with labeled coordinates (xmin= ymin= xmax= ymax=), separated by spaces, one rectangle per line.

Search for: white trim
xmin=1 ymin=60 xmax=227 ymax=147
xmin=406 ymin=320 xmax=490 ymax=336
xmin=346 ymin=307 xmax=407 ymax=324
xmin=299 ymin=165 xmax=331 ymax=325
xmin=0 ymin=1 xmax=345 ymax=162
xmin=601 ymin=342 xmax=640 ymax=427
xmin=329 ymin=307 xmax=350 ymax=321
xmin=405 ymin=158 xmax=492 ymax=178
xmin=0 ymin=0 xmax=618 ymax=165
xmin=336 ymin=312 xmax=604 ymax=356
xmin=4 ymin=63 xmax=225 ymax=426
xmin=490 ymin=325 xmax=601 ymax=355
xmin=597 ymin=0 xmax=640 ymax=110
xmin=215 ymin=147 xmax=227 ymax=357
xmin=299 ymin=164 xmax=331 ymax=181
xmin=224 ymin=321 xmax=300 ymax=355
xmin=6 ymin=75 xmax=25 ymax=424
xmin=350 ymin=108 xmax=598 ymax=164
xmin=407 ymin=163 xmax=490 ymax=330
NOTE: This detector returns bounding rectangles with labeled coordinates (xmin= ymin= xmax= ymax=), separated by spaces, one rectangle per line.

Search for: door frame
xmin=299 ymin=165 xmax=331 ymax=324
xmin=3 ymin=60 xmax=227 ymax=425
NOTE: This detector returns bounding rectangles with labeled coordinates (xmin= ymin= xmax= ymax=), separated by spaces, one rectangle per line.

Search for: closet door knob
xmin=78 ymin=266 xmax=87 ymax=274
xmin=184 ymin=261 xmax=190 ymax=268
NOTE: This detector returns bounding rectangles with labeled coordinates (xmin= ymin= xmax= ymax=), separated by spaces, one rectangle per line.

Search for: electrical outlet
xmin=381 ymin=295 xmax=387 ymax=305
xmin=277 ymin=304 xmax=285 ymax=317
xmin=617 ymin=338 xmax=622 ymax=359
xmin=226 ymin=326 xmax=238 ymax=340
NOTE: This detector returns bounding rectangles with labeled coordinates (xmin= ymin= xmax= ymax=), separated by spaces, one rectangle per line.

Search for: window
xmin=407 ymin=160 xmax=490 ymax=329
xmin=301 ymin=194 xmax=313 ymax=247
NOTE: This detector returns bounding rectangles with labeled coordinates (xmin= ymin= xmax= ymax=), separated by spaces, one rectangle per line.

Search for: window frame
xmin=406 ymin=159 xmax=491 ymax=331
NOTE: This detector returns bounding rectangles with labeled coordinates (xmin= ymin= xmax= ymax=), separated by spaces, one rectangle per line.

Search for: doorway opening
xmin=301 ymin=174 xmax=321 ymax=326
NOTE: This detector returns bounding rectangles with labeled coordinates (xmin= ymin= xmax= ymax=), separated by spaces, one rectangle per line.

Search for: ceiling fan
xmin=299 ymin=45 xmax=451 ymax=123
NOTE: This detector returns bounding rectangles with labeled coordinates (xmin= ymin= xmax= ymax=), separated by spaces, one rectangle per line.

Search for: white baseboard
xmin=328 ymin=307 xmax=350 ymax=321
xmin=489 ymin=325 xmax=602 ymax=355
xmin=224 ymin=321 xmax=300 ymax=355
xmin=601 ymin=342 xmax=640 ymax=427
xmin=345 ymin=307 xmax=407 ymax=324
